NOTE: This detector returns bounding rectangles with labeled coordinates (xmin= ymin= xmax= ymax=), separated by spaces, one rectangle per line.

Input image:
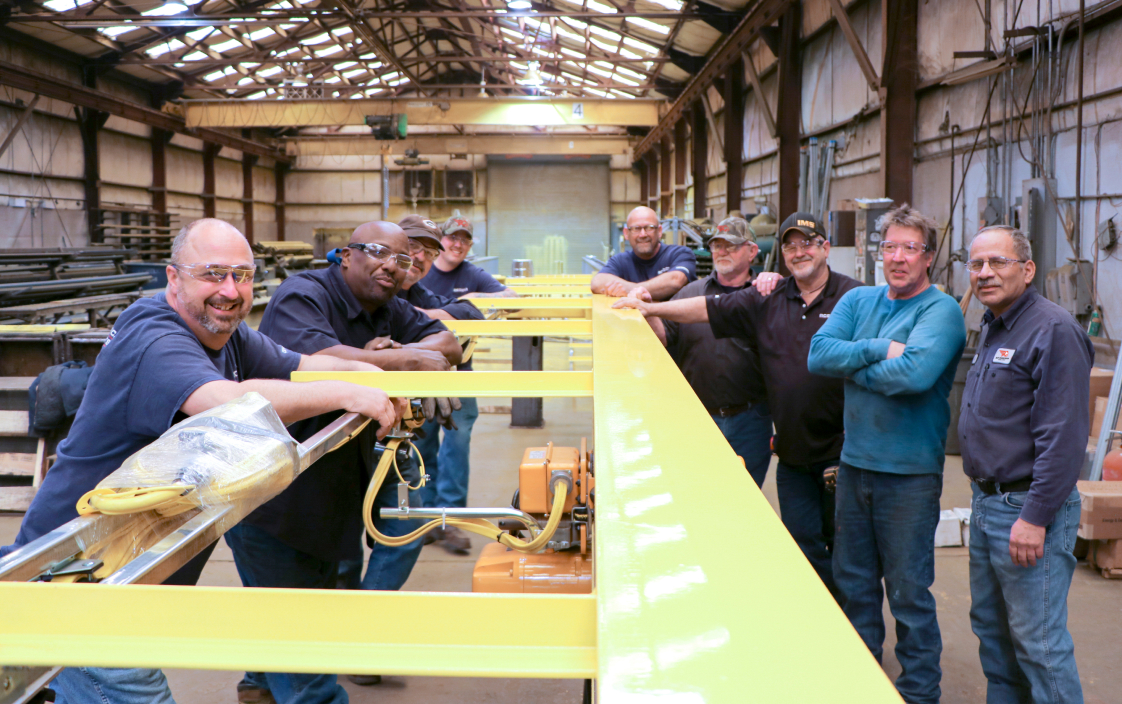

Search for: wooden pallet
xmin=0 ymin=406 xmax=49 ymax=512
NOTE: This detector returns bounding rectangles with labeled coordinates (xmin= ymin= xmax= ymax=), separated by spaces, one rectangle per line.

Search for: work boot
xmin=424 ymin=527 xmax=444 ymax=545
xmin=236 ymin=685 xmax=276 ymax=704
xmin=346 ymin=675 xmax=383 ymax=686
xmin=440 ymin=525 xmax=471 ymax=555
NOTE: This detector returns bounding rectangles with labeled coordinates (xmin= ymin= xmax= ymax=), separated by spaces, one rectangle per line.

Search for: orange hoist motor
xmin=472 ymin=439 xmax=594 ymax=594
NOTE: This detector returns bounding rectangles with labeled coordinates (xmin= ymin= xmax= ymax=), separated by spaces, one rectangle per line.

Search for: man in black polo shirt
xmin=232 ymin=221 xmax=461 ymax=704
xmin=958 ymin=226 xmax=1093 ymax=703
xmin=615 ymin=213 xmax=861 ymax=598
xmin=0 ymin=219 xmax=401 ymax=704
xmin=634 ymin=217 xmax=773 ymax=487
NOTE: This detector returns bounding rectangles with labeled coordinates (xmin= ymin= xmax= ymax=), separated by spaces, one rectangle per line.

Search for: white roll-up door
xmin=486 ymin=157 xmax=610 ymax=276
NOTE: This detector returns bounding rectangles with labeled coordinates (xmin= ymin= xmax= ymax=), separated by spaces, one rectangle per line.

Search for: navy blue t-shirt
xmin=418 ymin=261 xmax=503 ymax=371
xmin=600 ymin=243 xmax=697 ymax=284
xmin=2 ymin=294 xmax=301 ymax=555
xmin=398 ymin=282 xmax=484 ymax=322
xmin=420 ymin=260 xmax=506 ymax=298
xmin=248 ymin=265 xmax=448 ymax=560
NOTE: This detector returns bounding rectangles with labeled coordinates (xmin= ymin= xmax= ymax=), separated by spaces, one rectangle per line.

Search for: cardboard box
xmin=1090 ymin=367 xmax=1114 ymax=421
xmin=935 ymin=509 xmax=963 ymax=547
xmin=953 ymin=507 xmax=973 ymax=547
xmin=1087 ymin=539 xmax=1122 ymax=578
xmin=1091 ymin=396 xmax=1122 ymax=439
xmin=1077 ymin=481 xmax=1122 ymax=540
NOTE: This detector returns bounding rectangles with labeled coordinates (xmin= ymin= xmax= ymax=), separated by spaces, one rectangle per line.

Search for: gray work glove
xmin=421 ymin=397 xmax=462 ymax=430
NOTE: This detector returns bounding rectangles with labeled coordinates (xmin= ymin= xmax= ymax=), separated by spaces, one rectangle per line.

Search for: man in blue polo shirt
xmin=417 ymin=214 xmax=514 ymax=554
xmin=233 ymin=221 xmax=461 ymax=703
xmin=591 ymin=205 xmax=696 ymax=300
xmin=0 ymin=218 xmax=401 ymax=704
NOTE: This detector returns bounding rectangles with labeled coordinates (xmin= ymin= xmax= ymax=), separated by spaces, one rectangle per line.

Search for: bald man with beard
xmin=591 ymin=205 xmax=696 ymax=300
xmin=230 ymin=221 xmax=461 ymax=704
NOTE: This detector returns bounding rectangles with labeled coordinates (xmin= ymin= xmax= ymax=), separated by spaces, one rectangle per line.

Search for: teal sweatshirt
xmin=807 ymin=285 xmax=966 ymax=474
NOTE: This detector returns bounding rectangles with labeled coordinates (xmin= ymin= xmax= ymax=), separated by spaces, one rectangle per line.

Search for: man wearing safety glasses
xmin=235 ymin=220 xmax=462 ymax=704
xmin=0 ymin=219 xmax=404 ymax=704
xmin=591 ymin=205 xmax=696 ymax=300
xmin=808 ymin=204 xmax=966 ymax=704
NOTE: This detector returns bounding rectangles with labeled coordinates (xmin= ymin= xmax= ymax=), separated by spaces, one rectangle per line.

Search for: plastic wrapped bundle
xmin=77 ymin=392 xmax=304 ymax=517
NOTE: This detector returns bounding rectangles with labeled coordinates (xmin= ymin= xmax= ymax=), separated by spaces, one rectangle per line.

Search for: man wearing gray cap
xmin=628 ymin=217 xmax=774 ymax=487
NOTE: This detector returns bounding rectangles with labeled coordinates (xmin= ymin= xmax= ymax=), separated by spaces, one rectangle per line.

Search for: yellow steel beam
xmin=0 ymin=583 xmax=596 ymax=678
xmin=508 ymin=286 xmax=590 ymax=296
xmin=504 ymin=309 xmax=591 ymax=320
xmin=589 ymin=296 xmax=902 ymax=703
xmin=291 ymin=370 xmax=592 ymax=397
xmin=466 ymin=298 xmax=592 ymax=310
xmin=0 ymin=324 xmax=91 ymax=333
xmin=285 ymin=135 xmax=633 ymax=157
xmin=507 ymin=275 xmax=592 ymax=285
xmin=183 ymin=99 xmax=659 ymax=129
xmin=441 ymin=320 xmax=593 ymax=337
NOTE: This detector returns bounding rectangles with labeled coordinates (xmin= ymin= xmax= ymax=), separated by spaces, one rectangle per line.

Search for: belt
xmin=971 ymin=476 xmax=1033 ymax=495
xmin=709 ymin=403 xmax=751 ymax=418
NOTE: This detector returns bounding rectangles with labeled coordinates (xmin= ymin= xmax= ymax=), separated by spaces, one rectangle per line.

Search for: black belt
xmin=709 ymin=403 xmax=751 ymax=418
xmin=971 ymin=476 xmax=1033 ymax=495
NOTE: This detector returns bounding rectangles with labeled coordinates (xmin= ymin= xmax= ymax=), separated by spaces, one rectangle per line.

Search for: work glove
xmin=421 ymin=397 xmax=461 ymax=430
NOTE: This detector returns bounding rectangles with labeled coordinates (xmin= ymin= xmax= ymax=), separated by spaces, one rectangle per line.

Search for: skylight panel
xmin=381 ymin=71 xmax=401 ymax=81
xmin=627 ymin=17 xmax=669 ymax=34
xmin=304 ymin=33 xmax=331 ymax=44
xmin=259 ymin=66 xmax=284 ymax=77
xmin=183 ymin=52 xmax=207 ymax=61
xmin=612 ymin=74 xmax=639 ymax=86
xmin=388 ymin=77 xmax=408 ymax=86
xmin=210 ymin=38 xmax=244 ymax=53
xmin=324 ymin=76 xmax=341 ymax=84
xmin=142 ymin=3 xmax=187 ymax=16
xmin=585 ymin=64 xmax=613 ymax=78
xmin=246 ymin=91 xmax=267 ymax=99
xmin=316 ymin=45 xmax=343 ymax=56
xmin=343 ymin=68 xmax=367 ymax=78
xmin=616 ymin=66 xmax=645 ymax=80
xmin=246 ymin=28 xmax=275 ymax=42
xmin=186 ymin=28 xmax=214 ymax=41
xmin=584 ymin=0 xmax=617 ymax=13
xmin=147 ymin=39 xmax=185 ymax=57
xmin=330 ymin=26 xmax=353 ymax=36
xmin=646 ymin=0 xmax=683 ymax=9
xmin=334 ymin=61 xmax=356 ymax=70
xmin=587 ymin=24 xmax=621 ymax=41
xmin=99 ymin=26 xmax=136 ymax=38
xmin=204 ymin=67 xmax=237 ymax=82
xmin=44 ymin=0 xmax=83 ymax=11
xmin=623 ymin=36 xmax=659 ymax=54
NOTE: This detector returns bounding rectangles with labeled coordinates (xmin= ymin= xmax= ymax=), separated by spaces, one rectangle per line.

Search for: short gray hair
xmin=971 ymin=225 xmax=1033 ymax=262
xmin=170 ymin=219 xmax=246 ymax=264
xmin=878 ymin=203 xmax=938 ymax=254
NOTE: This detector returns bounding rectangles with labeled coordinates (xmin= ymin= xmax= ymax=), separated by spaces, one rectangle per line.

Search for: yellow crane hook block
xmin=76 ymin=393 xmax=307 ymax=519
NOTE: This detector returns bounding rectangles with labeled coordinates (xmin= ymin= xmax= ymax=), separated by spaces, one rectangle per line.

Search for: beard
xmin=179 ymin=289 xmax=250 ymax=335
xmin=713 ymin=258 xmax=736 ymax=275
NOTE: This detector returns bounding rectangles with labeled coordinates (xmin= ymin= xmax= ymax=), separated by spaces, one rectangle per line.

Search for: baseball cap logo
xmin=798 ymin=219 xmax=815 ymax=228
xmin=423 ymin=219 xmax=437 ymax=228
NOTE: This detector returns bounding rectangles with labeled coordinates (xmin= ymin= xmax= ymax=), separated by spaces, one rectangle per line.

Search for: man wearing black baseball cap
xmin=614 ymin=211 xmax=861 ymax=601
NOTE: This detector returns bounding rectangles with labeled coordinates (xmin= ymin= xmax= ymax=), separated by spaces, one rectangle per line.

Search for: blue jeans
xmin=969 ymin=485 xmax=1082 ymax=704
xmin=418 ymin=397 xmax=478 ymax=509
xmin=224 ymin=523 xmax=348 ymax=704
xmin=710 ymin=402 xmax=772 ymax=488
xmin=338 ymin=445 xmax=426 ymax=591
xmin=54 ymin=667 xmax=175 ymax=704
xmin=833 ymin=464 xmax=943 ymax=704
xmin=775 ymin=459 xmax=838 ymax=600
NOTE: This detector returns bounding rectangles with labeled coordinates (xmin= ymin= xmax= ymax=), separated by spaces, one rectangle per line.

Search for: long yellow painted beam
xmin=509 ymin=286 xmax=591 ymax=296
xmin=0 ymin=324 xmax=91 ymax=333
xmin=589 ymin=296 xmax=902 ymax=703
xmin=467 ymin=297 xmax=592 ymax=310
xmin=0 ymin=583 xmax=596 ymax=678
xmin=442 ymin=319 xmax=592 ymax=337
xmin=183 ymin=98 xmax=660 ymax=128
xmin=507 ymin=275 xmax=592 ymax=285
xmin=285 ymin=135 xmax=633 ymax=157
xmin=292 ymin=370 xmax=592 ymax=397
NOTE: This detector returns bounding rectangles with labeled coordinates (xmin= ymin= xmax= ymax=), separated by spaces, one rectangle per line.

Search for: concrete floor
xmin=3 ymin=339 xmax=1121 ymax=702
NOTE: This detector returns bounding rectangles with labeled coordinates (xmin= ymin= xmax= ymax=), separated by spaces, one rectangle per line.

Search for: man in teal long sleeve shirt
xmin=808 ymin=204 xmax=966 ymax=704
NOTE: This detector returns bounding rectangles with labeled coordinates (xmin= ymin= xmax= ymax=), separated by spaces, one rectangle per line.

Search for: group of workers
xmin=603 ymin=203 xmax=1092 ymax=704
xmin=0 ymin=214 xmax=514 ymax=704
xmin=0 ymin=197 xmax=1093 ymax=704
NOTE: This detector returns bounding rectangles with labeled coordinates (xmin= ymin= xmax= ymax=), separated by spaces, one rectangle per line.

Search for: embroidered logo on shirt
xmin=819 ymin=313 xmax=830 ymax=319
xmin=993 ymin=348 xmax=1015 ymax=365
xmin=102 ymin=328 xmax=117 ymax=347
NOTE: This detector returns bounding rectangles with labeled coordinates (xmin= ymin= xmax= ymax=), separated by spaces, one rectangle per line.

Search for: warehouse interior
xmin=2 ymin=0 xmax=1122 ymax=702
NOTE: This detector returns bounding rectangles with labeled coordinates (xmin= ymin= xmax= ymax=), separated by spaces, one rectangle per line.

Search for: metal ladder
xmin=1089 ymin=350 xmax=1122 ymax=480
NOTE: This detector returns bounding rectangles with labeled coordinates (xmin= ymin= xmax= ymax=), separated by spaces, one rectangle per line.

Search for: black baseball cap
xmin=779 ymin=212 xmax=826 ymax=241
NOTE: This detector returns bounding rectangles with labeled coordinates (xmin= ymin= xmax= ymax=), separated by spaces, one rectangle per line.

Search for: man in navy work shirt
xmin=0 ymin=219 xmax=400 ymax=704
xmin=809 ymin=204 xmax=966 ymax=704
xmin=958 ymin=226 xmax=1093 ymax=704
xmin=591 ymin=205 xmax=696 ymax=300
xmin=625 ymin=217 xmax=774 ymax=488
xmin=236 ymin=221 xmax=460 ymax=703
xmin=614 ymin=212 xmax=861 ymax=601
xmin=417 ymin=215 xmax=513 ymax=553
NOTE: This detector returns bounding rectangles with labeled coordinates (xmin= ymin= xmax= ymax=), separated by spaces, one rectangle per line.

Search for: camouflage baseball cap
xmin=442 ymin=216 xmax=473 ymax=239
xmin=710 ymin=217 xmax=755 ymax=245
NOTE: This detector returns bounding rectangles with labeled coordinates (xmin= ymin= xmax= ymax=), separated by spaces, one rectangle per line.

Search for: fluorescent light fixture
xmin=507 ymin=0 xmax=532 ymax=8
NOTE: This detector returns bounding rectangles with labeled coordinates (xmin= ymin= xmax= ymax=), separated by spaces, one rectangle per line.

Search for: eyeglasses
xmin=965 ymin=257 xmax=1027 ymax=272
xmin=780 ymin=239 xmax=824 ymax=254
xmin=443 ymin=233 xmax=472 ymax=247
xmin=407 ymin=240 xmax=439 ymax=257
xmin=709 ymin=241 xmax=745 ymax=254
xmin=347 ymin=242 xmax=414 ymax=270
xmin=879 ymin=241 xmax=930 ymax=257
xmin=173 ymin=263 xmax=256 ymax=284
xmin=625 ymin=225 xmax=659 ymax=234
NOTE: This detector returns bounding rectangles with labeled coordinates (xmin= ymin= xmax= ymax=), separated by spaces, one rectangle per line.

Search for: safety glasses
xmin=173 ymin=263 xmax=256 ymax=284
xmin=347 ymin=242 xmax=415 ymax=270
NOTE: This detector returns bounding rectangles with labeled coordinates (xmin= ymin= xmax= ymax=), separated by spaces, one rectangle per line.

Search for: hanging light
xmin=478 ymin=69 xmax=488 ymax=97
xmin=507 ymin=0 xmax=533 ymax=9
xmin=519 ymin=61 xmax=543 ymax=86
